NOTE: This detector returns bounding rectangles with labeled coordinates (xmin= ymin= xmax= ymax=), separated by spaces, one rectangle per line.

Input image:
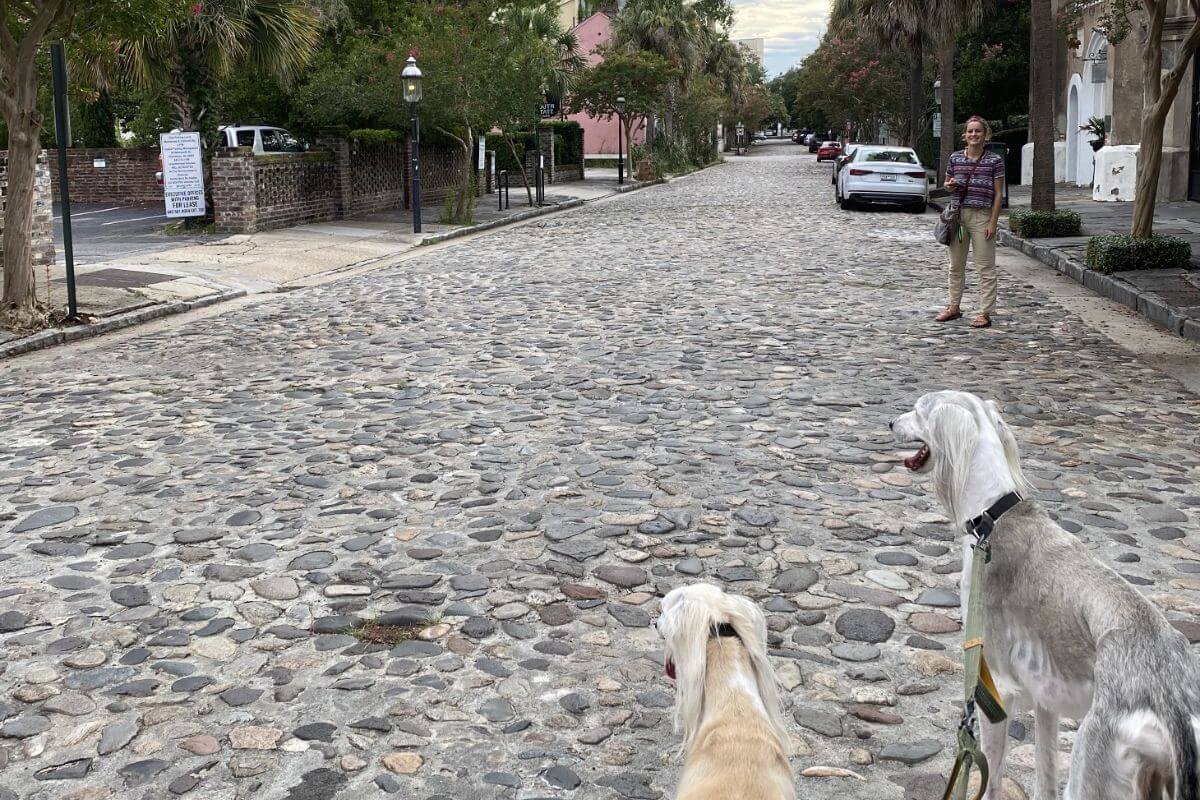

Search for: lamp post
xmin=402 ymin=56 xmax=424 ymax=233
xmin=616 ymin=95 xmax=626 ymax=185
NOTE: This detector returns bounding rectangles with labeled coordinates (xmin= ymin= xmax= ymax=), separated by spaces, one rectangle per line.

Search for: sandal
xmin=970 ymin=315 xmax=992 ymax=328
xmin=935 ymin=308 xmax=962 ymax=322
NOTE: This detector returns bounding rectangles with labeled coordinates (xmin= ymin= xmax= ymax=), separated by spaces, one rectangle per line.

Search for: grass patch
xmin=164 ymin=220 xmax=217 ymax=236
xmin=347 ymin=619 xmax=430 ymax=646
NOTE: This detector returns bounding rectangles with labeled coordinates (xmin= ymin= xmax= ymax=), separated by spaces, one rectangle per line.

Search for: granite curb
xmin=0 ymin=289 xmax=247 ymax=361
xmin=930 ymin=198 xmax=1200 ymax=345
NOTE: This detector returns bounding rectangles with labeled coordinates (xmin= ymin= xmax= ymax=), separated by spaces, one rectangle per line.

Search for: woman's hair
xmin=962 ymin=115 xmax=992 ymax=142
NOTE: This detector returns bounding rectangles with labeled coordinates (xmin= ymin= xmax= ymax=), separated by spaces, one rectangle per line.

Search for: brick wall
xmin=212 ymin=149 xmax=258 ymax=233
xmin=0 ymin=150 xmax=56 ymax=290
xmin=349 ymin=141 xmax=406 ymax=216
xmin=47 ymin=147 xmax=161 ymax=205
xmin=212 ymin=149 xmax=339 ymax=233
xmin=211 ymin=134 xmax=484 ymax=234
xmin=550 ymin=164 xmax=583 ymax=184
xmin=255 ymin=154 xmax=338 ymax=230
xmin=415 ymin=142 xmax=469 ymax=207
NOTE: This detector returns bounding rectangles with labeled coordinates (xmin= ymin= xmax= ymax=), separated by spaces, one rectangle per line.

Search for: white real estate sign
xmin=160 ymin=132 xmax=206 ymax=218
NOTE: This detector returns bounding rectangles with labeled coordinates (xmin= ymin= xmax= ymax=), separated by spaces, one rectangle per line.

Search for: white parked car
xmin=219 ymin=125 xmax=306 ymax=154
xmin=834 ymin=145 xmax=928 ymax=212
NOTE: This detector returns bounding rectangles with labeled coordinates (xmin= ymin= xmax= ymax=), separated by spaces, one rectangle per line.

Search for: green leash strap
xmin=942 ymin=723 xmax=989 ymax=800
xmin=942 ymin=532 xmax=1007 ymax=800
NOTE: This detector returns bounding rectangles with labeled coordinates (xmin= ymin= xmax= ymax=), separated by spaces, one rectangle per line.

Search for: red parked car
xmin=816 ymin=141 xmax=842 ymax=162
xmin=816 ymin=141 xmax=844 ymax=161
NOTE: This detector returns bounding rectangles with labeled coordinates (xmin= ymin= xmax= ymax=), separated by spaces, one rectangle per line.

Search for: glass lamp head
xmin=402 ymin=56 xmax=423 ymax=103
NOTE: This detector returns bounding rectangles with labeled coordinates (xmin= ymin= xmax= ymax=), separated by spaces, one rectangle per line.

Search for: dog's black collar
xmin=711 ymin=623 xmax=739 ymax=639
xmin=966 ymin=491 xmax=1023 ymax=542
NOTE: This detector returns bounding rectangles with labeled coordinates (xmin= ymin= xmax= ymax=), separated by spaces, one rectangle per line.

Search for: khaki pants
xmin=947 ymin=206 xmax=997 ymax=316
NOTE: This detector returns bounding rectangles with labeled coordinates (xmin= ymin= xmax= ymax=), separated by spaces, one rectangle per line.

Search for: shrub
xmin=487 ymin=132 xmax=539 ymax=174
xmin=349 ymin=128 xmax=401 ymax=145
xmin=1007 ymin=209 xmax=1082 ymax=238
xmin=538 ymin=120 xmax=583 ymax=166
xmin=1086 ymin=235 xmax=1192 ymax=274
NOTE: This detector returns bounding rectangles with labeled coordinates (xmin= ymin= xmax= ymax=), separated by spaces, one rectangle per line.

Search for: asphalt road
xmin=53 ymin=203 xmax=221 ymax=266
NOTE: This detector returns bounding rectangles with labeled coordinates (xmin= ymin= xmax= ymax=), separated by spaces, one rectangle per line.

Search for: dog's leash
xmin=941 ymin=492 xmax=1021 ymax=800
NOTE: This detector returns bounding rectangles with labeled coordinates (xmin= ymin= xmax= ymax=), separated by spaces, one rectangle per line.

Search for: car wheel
xmin=839 ymin=194 xmax=854 ymax=210
xmin=907 ymin=201 xmax=927 ymax=214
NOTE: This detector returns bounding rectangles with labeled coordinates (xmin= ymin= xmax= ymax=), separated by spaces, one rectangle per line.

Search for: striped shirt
xmin=945 ymin=150 xmax=1005 ymax=209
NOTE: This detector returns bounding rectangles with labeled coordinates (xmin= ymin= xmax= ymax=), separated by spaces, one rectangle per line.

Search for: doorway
xmin=1190 ymin=57 xmax=1200 ymax=201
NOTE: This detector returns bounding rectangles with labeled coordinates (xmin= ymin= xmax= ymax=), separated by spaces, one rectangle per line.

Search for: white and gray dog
xmin=892 ymin=390 xmax=1200 ymax=800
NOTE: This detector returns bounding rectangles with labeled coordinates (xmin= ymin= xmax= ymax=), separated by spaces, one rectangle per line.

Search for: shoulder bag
xmin=934 ymin=158 xmax=982 ymax=246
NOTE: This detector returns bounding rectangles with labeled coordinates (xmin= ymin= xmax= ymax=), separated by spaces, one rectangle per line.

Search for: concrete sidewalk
xmin=1 ymin=172 xmax=650 ymax=357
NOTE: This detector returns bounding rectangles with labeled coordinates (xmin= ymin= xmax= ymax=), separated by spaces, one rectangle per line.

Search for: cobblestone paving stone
xmin=2 ymin=146 xmax=1200 ymax=800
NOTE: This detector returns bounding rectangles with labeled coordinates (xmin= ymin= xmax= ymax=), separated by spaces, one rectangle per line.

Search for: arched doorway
xmin=1078 ymin=32 xmax=1108 ymax=186
xmin=1066 ymin=80 xmax=1080 ymax=184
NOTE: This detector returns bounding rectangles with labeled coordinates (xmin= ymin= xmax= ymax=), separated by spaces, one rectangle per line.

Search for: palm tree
xmin=612 ymin=0 xmax=703 ymax=135
xmin=1029 ymin=0 xmax=1054 ymax=211
xmin=502 ymin=1 xmax=587 ymax=111
xmin=122 ymin=0 xmax=320 ymax=136
xmin=931 ymin=0 xmax=986 ymax=175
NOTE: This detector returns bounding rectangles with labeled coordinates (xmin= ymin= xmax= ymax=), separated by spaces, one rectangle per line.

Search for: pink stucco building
xmin=565 ymin=12 xmax=646 ymax=157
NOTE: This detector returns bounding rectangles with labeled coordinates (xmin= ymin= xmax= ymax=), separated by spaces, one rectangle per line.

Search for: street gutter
xmin=929 ymin=198 xmax=1200 ymax=345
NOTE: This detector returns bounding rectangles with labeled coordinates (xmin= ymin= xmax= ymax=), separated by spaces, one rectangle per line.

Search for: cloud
xmin=731 ymin=0 xmax=830 ymax=76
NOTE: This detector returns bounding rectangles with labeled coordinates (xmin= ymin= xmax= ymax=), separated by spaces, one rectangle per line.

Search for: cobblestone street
xmin=2 ymin=144 xmax=1199 ymax=800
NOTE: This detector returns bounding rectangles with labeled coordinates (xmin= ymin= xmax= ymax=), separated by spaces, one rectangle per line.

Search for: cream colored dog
xmin=657 ymin=583 xmax=794 ymax=800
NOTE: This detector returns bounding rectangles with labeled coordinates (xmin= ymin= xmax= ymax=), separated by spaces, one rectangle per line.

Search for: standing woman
xmin=935 ymin=116 xmax=1006 ymax=328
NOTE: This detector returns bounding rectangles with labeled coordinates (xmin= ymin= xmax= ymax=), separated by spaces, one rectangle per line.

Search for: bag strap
xmin=950 ymin=155 xmax=984 ymax=204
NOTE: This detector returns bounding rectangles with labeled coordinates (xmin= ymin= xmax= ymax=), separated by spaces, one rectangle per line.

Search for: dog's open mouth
xmin=665 ymin=659 xmax=676 ymax=680
xmin=904 ymin=442 xmax=930 ymax=471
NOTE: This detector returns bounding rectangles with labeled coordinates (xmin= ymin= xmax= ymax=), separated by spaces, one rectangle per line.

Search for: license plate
xmin=880 ymin=174 xmax=896 ymax=182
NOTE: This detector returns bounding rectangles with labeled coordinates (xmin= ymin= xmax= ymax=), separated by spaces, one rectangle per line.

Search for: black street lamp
xmin=403 ymin=56 xmax=424 ymax=233
xmin=616 ymin=95 xmax=626 ymax=185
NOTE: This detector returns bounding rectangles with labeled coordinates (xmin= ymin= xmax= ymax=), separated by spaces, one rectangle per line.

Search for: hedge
xmin=538 ymin=120 xmax=583 ymax=166
xmin=483 ymin=122 xmax=583 ymax=172
xmin=1008 ymin=209 xmax=1081 ymax=238
xmin=1085 ymin=234 xmax=1192 ymax=274
xmin=486 ymin=131 xmax=539 ymax=173
xmin=349 ymin=128 xmax=402 ymax=145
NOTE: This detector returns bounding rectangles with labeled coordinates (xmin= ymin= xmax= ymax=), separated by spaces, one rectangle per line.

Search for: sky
xmin=730 ymin=0 xmax=830 ymax=77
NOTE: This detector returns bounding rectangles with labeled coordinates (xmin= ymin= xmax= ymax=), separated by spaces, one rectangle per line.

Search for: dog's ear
xmin=661 ymin=591 xmax=715 ymax=754
xmin=724 ymin=595 xmax=790 ymax=753
xmin=985 ymin=400 xmax=1031 ymax=495
xmin=925 ymin=402 xmax=979 ymax=525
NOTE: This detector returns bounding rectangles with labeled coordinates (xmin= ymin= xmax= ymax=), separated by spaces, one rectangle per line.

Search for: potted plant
xmin=1079 ymin=116 xmax=1106 ymax=151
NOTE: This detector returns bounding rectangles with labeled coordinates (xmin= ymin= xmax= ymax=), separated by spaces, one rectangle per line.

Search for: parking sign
xmin=160 ymin=132 xmax=206 ymax=218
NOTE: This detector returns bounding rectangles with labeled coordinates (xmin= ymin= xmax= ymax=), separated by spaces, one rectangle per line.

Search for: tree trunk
xmin=456 ymin=128 xmax=473 ymax=222
xmin=1 ymin=124 xmax=41 ymax=322
xmin=938 ymin=41 xmax=956 ymax=179
xmin=1132 ymin=110 xmax=1166 ymax=237
xmin=907 ymin=34 xmax=925 ymax=149
xmin=505 ymin=135 xmax=535 ymax=206
xmin=1029 ymin=0 xmax=1056 ymax=211
xmin=1128 ymin=8 xmax=1200 ymax=236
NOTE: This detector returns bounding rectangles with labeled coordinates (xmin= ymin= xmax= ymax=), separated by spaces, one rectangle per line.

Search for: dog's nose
xmin=888 ymin=418 xmax=895 ymax=431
